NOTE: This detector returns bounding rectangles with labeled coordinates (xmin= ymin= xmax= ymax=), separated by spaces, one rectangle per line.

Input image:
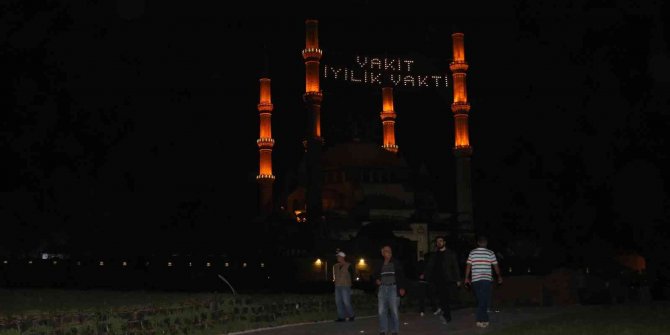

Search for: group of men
xmin=332 ymin=235 xmax=503 ymax=335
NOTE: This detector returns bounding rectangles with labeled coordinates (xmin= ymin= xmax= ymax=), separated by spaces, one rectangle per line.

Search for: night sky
xmin=2 ymin=2 xmax=669 ymax=259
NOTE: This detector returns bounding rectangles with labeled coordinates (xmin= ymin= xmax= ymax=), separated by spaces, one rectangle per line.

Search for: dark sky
xmin=2 ymin=1 xmax=669 ymax=256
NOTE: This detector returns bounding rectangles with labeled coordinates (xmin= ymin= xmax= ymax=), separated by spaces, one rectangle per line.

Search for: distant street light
xmin=314 ymin=258 xmax=328 ymax=281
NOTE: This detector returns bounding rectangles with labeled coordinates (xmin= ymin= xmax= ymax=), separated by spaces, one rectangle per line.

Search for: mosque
xmin=253 ymin=20 xmax=475 ymax=261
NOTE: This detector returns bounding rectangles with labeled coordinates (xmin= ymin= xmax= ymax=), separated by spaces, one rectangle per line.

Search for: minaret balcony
xmin=256 ymin=174 xmax=276 ymax=180
xmin=451 ymin=102 xmax=471 ymax=113
xmin=303 ymin=91 xmax=323 ymax=103
xmin=380 ymin=112 xmax=397 ymax=121
xmin=256 ymin=138 xmax=275 ymax=149
xmin=382 ymin=144 xmax=399 ymax=152
xmin=453 ymin=146 xmax=473 ymax=156
xmin=449 ymin=61 xmax=469 ymax=72
xmin=302 ymin=137 xmax=324 ymax=149
xmin=302 ymin=48 xmax=323 ymax=60
xmin=257 ymin=103 xmax=273 ymax=112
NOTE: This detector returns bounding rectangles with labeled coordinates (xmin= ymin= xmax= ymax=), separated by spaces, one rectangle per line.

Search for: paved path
xmin=228 ymin=306 xmax=575 ymax=335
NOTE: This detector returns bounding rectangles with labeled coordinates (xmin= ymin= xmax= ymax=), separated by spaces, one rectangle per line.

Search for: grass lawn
xmin=488 ymin=303 xmax=670 ymax=335
xmin=0 ymin=289 xmax=220 ymax=316
xmin=0 ymin=289 xmax=378 ymax=335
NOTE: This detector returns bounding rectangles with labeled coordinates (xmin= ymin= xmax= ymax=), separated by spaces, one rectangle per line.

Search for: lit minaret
xmin=256 ymin=77 xmax=275 ymax=216
xmin=302 ymin=19 xmax=324 ymax=229
xmin=380 ymin=85 xmax=398 ymax=153
xmin=449 ymin=32 xmax=474 ymax=237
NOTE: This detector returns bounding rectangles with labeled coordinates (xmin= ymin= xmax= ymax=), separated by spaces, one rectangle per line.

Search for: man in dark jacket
xmin=414 ymin=257 xmax=437 ymax=316
xmin=372 ymin=245 xmax=407 ymax=335
xmin=424 ymin=236 xmax=461 ymax=323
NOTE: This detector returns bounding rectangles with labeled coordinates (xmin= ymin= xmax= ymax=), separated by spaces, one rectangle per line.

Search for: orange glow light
xmin=306 ymin=20 xmax=319 ymax=49
xmin=259 ymin=150 xmax=272 ymax=175
xmin=306 ymin=61 xmax=320 ymax=92
xmin=382 ymin=87 xmax=394 ymax=112
xmin=259 ymin=78 xmax=271 ymax=104
xmin=260 ymin=114 xmax=272 ymax=139
xmin=453 ymin=73 xmax=467 ymax=103
xmin=383 ymin=122 xmax=396 ymax=145
xmin=315 ymin=109 xmax=321 ymax=137
xmin=381 ymin=86 xmax=397 ymax=152
xmin=452 ymin=33 xmax=465 ymax=63
xmin=257 ymin=76 xmax=274 ymax=183
xmin=454 ymin=114 xmax=470 ymax=147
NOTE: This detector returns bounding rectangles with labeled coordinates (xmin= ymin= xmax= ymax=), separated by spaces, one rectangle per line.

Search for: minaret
xmin=380 ymin=85 xmax=398 ymax=153
xmin=302 ymin=19 xmax=324 ymax=229
xmin=449 ymin=32 xmax=474 ymax=237
xmin=256 ymin=77 xmax=275 ymax=216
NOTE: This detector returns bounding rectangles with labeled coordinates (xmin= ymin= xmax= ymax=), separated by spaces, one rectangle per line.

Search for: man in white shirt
xmin=464 ymin=236 xmax=502 ymax=328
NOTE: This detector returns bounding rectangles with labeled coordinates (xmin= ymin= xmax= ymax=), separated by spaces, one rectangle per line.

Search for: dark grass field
xmin=2 ymin=289 xmax=669 ymax=335
xmin=488 ymin=303 xmax=670 ymax=335
xmin=0 ymin=289 xmax=218 ymax=316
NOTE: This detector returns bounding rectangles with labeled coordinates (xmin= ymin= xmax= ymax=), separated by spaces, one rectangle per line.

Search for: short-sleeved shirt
xmin=467 ymin=247 xmax=498 ymax=282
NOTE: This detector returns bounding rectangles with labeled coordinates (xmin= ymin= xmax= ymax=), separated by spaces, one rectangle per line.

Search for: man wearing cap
xmin=333 ymin=251 xmax=356 ymax=322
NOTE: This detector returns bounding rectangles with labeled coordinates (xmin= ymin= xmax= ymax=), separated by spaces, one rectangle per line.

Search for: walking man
xmin=424 ymin=236 xmax=461 ymax=324
xmin=373 ymin=245 xmax=407 ymax=335
xmin=464 ymin=236 xmax=502 ymax=328
xmin=333 ymin=251 xmax=355 ymax=322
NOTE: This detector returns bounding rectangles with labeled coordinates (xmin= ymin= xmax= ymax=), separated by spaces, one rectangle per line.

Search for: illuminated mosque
xmin=254 ymin=20 xmax=474 ymax=260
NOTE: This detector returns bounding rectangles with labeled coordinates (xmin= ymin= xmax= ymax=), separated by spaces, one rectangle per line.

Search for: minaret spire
xmin=380 ymin=84 xmax=398 ymax=153
xmin=302 ymin=19 xmax=324 ymax=231
xmin=256 ymin=71 xmax=275 ymax=216
xmin=450 ymin=32 xmax=474 ymax=237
